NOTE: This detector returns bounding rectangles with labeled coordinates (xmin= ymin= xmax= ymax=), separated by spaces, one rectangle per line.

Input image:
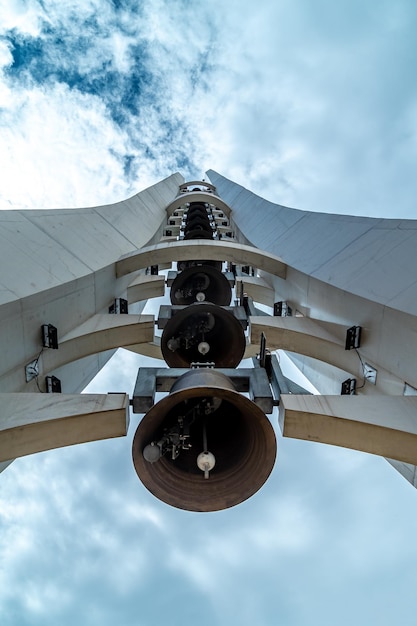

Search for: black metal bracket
xmin=41 ymin=324 xmax=58 ymax=349
xmin=108 ymin=298 xmax=128 ymax=314
xmin=273 ymin=301 xmax=292 ymax=317
xmin=341 ymin=378 xmax=356 ymax=395
xmin=345 ymin=325 xmax=361 ymax=350
xmin=256 ymin=332 xmax=313 ymax=404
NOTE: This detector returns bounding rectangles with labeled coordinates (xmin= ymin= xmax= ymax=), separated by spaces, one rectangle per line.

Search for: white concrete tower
xmin=2 ymin=171 xmax=417 ymax=501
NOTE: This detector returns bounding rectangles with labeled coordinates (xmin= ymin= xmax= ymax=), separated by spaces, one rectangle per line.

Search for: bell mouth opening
xmin=152 ymin=397 xmax=250 ymax=476
xmin=132 ymin=372 xmax=277 ymax=512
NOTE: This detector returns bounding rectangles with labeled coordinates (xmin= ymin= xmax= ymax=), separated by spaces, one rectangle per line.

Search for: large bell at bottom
xmin=132 ymin=369 xmax=277 ymax=512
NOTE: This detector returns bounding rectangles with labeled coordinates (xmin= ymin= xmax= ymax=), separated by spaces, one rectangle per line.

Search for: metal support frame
xmin=132 ymin=351 xmax=307 ymax=415
xmin=132 ymin=361 xmax=274 ymax=415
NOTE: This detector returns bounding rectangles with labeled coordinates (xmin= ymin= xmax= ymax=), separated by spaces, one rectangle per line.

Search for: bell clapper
xmin=197 ymin=315 xmax=212 ymax=355
xmin=198 ymin=340 xmax=210 ymax=355
xmin=197 ymin=421 xmax=216 ymax=479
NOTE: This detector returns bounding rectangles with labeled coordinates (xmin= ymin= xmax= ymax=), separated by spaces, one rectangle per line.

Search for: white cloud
xmin=0 ymin=83 xmax=136 ymax=208
xmin=0 ymin=0 xmax=46 ymax=37
xmin=2 ymin=1 xmax=417 ymax=625
xmin=1 ymin=0 xmax=417 ymax=216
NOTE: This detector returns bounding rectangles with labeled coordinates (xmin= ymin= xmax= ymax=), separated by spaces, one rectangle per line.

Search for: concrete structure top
xmin=165 ymin=192 xmax=232 ymax=218
xmin=207 ymin=170 xmax=417 ymax=317
xmin=0 ymin=173 xmax=183 ymax=305
xmin=179 ymin=181 xmax=216 ymax=192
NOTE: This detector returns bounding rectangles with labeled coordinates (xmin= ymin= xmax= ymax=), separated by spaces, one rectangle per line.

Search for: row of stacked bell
xmin=165 ymin=262 xmax=244 ymax=368
xmin=132 ymin=189 xmax=277 ymax=512
xmin=181 ymin=202 xmax=216 ymax=240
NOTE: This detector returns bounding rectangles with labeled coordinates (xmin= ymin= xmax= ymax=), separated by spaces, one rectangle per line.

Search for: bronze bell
xmin=161 ymin=302 xmax=246 ymax=368
xmin=132 ymin=369 xmax=277 ymax=512
xmin=170 ymin=264 xmax=232 ymax=306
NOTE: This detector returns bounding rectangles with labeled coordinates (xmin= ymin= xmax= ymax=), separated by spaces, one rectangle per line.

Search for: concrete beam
xmin=0 ymin=393 xmax=128 ymax=462
xmin=279 ymin=394 xmax=417 ymax=465
xmin=39 ymin=314 xmax=154 ymax=374
xmin=250 ymin=315 xmax=358 ymax=375
xmin=235 ymin=276 xmax=275 ymax=306
xmin=116 ymin=240 xmax=287 ymax=280
xmin=250 ymin=315 xmax=405 ymax=394
xmin=127 ymin=274 xmax=165 ymax=304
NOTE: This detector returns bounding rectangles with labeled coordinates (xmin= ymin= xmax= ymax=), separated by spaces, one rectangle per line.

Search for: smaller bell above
xmin=170 ymin=264 xmax=232 ymax=306
xmin=161 ymin=302 xmax=246 ymax=368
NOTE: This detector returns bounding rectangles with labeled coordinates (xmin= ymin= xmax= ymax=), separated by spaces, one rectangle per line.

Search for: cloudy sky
xmin=2 ymin=0 xmax=417 ymax=625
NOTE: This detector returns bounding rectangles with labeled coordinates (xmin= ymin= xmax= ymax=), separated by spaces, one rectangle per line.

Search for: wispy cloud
xmin=2 ymin=0 xmax=416 ymax=213
xmin=2 ymin=1 xmax=417 ymax=625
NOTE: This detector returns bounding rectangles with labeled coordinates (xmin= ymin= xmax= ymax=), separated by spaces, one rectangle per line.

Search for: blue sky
xmin=1 ymin=1 xmax=417 ymax=625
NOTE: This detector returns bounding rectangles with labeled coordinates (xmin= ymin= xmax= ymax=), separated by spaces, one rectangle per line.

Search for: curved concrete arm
xmin=127 ymin=274 xmax=165 ymax=304
xmin=280 ymin=394 xmax=417 ymax=465
xmin=0 ymin=393 xmax=128 ymax=462
xmin=116 ymin=240 xmax=287 ymax=279
xmin=40 ymin=314 xmax=154 ymax=374
xmin=249 ymin=316 xmax=404 ymax=393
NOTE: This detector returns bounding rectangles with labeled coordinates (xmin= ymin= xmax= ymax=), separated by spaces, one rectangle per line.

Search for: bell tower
xmin=130 ymin=181 xmax=279 ymax=511
xmin=2 ymin=172 xmax=417 ymax=505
